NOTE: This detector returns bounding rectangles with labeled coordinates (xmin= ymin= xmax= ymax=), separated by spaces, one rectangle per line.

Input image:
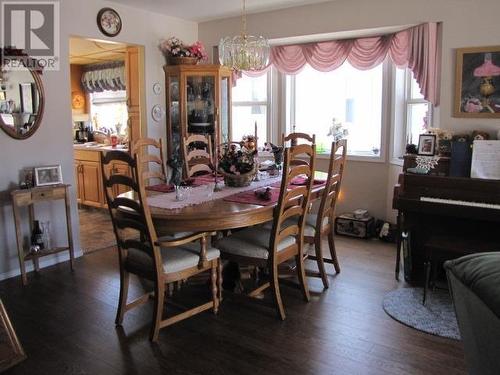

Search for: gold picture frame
xmin=0 ymin=300 xmax=26 ymax=372
xmin=454 ymin=45 xmax=500 ymax=118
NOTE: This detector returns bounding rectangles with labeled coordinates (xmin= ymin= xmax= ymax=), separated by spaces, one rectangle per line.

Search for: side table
xmin=11 ymin=184 xmax=75 ymax=285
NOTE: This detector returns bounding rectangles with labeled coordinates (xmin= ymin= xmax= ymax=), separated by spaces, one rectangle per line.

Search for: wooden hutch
xmin=164 ymin=64 xmax=232 ymax=164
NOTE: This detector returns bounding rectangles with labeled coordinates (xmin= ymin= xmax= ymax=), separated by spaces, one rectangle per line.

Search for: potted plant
xmin=218 ymin=138 xmax=258 ymax=187
xmin=159 ymin=37 xmax=208 ymax=65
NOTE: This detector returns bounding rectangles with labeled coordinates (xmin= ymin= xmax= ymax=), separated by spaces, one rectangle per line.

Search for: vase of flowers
xmin=218 ymin=140 xmax=258 ymax=187
xmin=159 ymin=37 xmax=208 ymax=65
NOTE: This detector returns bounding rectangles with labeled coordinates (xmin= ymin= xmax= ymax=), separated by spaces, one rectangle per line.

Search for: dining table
xmin=128 ymin=172 xmax=327 ymax=236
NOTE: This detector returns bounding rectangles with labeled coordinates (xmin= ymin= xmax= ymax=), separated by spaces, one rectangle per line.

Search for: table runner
xmin=147 ymin=176 xmax=283 ymax=210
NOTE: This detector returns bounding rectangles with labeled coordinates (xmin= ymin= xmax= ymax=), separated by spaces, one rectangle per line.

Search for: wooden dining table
xmin=138 ymin=173 xmax=327 ymax=235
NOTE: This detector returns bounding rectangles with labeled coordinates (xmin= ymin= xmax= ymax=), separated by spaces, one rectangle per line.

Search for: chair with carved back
xmin=282 ymin=132 xmax=316 ymax=147
xmin=304 ymin=139 xmax=347 ymax=288
xmin=131 ymin=138 xmax=167 ymax=186
xmin=281 ymin=132 xmax=315 ymax=166
xmin=215 ymin=144 xmax=316 ymax=320
xmin=100 ymin=150 xmax=221 ymax=342
xmin=183 ymin=134 xmax=214 ymax=178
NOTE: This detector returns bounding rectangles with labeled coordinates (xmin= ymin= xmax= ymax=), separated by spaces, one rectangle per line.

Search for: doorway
xmin=68 ymin=36 xmax=146 ymax=253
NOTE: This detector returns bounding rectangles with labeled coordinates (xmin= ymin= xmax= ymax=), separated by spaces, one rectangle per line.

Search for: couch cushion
xmin=444 ymin=252 xmax=500 ymax=318
xmin=126 ymin=242 xmax=219 ymax=275
xmin=216 ymin=226 xmax=296 ymax=259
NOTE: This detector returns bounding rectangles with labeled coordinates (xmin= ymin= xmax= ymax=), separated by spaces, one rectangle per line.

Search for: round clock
xmin=71 ymin=92 xmax=85 ymax=110
xmin=97 ymin=8 xmax=122 ymax=37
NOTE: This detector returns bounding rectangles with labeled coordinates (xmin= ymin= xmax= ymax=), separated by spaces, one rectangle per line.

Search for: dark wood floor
xmin=1 ymin=237 xmax=466 ymax=375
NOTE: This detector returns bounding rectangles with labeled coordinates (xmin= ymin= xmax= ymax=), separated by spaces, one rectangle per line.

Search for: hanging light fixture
xmin=218 ymin=0 xmax=270 ymax=71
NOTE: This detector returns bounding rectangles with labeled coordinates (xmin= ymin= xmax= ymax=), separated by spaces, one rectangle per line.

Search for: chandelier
xmin=218 ymin=0 xmax=270 ymax=71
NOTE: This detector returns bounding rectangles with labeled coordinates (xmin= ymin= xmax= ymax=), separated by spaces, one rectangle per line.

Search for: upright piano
xmin=393 ymin=173 xmax=500 ymax=283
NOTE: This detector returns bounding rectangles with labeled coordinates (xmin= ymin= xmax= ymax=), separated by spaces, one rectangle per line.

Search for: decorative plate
xmin=151 ymin=105 xmax=165 ymax=122
xmin=153 ymin=82 xmax=161 ymax=95
xmin=97 ymin=8 xmax=122 ymax=37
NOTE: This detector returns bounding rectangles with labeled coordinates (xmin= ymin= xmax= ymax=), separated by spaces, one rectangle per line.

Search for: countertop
xmin=73 ymin=142 xmax=129 ymax=152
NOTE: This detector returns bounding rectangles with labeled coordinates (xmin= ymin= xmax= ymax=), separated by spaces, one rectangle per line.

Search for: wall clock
xmin=97 ymin=8 xmax=122 ymax=37
xmin=71 ymin=92 xmax=85 ymax=110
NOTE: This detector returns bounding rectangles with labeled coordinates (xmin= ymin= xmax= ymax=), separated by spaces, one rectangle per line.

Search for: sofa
xmin=444 ymin=252 xmax=500 ymax=375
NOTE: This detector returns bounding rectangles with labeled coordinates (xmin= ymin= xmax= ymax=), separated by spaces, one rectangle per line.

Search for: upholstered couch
xmin=444 ymin=253 xmax=500 ymax=375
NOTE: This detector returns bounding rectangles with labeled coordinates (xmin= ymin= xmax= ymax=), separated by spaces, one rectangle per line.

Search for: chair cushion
xmin=216 ymin=226 xmax=296 ymax=260
xmin=303 ymin=214 xmax=327 ymax=237
xmin=260 ymin=214 xmax=328 ymax=237
xmin=126 ymin=242 xmax=220 ymax=275
xmin=444 ymin=252 xmax=500 ymax=318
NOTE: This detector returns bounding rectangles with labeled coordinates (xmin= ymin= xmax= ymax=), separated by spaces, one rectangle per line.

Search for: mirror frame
xmin=0 ymin=49 xmax=45 ymax=140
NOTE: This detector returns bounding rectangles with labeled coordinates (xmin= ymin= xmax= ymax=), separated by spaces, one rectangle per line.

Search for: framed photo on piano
xmin=417 ymin=134 xmax=436 ymax=156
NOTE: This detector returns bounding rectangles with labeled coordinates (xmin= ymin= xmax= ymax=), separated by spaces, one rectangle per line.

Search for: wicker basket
xmin=219 ymin=167 xmax=257 ymax=187
xmin=168 ymin=56 xmax=198 ymax=65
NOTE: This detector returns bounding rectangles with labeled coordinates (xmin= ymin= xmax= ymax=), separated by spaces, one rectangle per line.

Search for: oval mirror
xmin=0 ymin=56 xmax=44 ymax=140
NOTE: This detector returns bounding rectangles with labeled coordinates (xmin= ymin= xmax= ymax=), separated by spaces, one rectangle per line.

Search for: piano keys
xmin=393 ymin=173 xmax=500 ymax=283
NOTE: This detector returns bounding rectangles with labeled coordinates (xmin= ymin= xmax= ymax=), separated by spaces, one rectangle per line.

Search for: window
xmin=405 ymin=71 xmax=432 ymax=145
xmin=90 ymin=90 xmax=128 ymax=136
xmin=286 ymin=63 xmax=384 ymax=157
xmin=231 ymin=72 xmax=270 ymax=147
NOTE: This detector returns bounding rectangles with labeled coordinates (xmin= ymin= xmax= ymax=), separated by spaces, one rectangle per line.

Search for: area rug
xmin=382 ymin=287 xmax=461 ymax=340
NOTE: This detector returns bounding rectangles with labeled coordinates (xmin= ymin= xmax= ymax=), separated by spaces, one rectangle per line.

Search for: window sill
xmin=316 ymin=152 xmax=385 ymax=163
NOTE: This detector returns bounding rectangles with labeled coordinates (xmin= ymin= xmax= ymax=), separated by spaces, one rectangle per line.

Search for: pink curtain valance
xmin=241 ymin=23 xmax=441 ymax=105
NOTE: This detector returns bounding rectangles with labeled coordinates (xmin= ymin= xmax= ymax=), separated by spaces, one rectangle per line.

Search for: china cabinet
xmin=164 ymin=64 xmax=232 ymax=166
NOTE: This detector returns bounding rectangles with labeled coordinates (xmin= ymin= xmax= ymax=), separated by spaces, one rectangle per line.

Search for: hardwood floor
xmin=1 ymin=237 xmax=466 ymax=375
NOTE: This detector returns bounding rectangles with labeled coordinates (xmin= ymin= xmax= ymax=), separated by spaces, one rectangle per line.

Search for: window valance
xmin=241 ymin=23 xmax=441 ymax=105
xmin=81 ymin=61 xmax=126 ymax=93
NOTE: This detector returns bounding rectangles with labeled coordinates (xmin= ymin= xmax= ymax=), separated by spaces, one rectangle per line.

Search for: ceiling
xmin=69 ymin=38 xmax=127 ymax=65
xmin=109 ymin=0 xmax=332 ymax=22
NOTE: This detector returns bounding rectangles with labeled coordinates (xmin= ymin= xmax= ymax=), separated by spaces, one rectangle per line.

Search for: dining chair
xmin=101 ymin=150 xmax=221 ymax=342
xmin=183 ymin=134 xmax=214 ymax=178
xmin=304 ymin=139 xmax=347 ymax=288
xmin=131 ymin=137 xmax=167 ymax=186
xmin=215 ymin=144 xmax=316 ymax=320
xmin=282 ymin=132 xmax=316 ymax=147
xmin=281 ymin=132 xmax=315 ymax=167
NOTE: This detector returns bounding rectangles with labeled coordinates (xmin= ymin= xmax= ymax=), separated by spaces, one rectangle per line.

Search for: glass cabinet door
xmin=168 ymin=75 xmax=181 ymax=162
xmin=220 ymin=76 xmax=230 ymax=143
xmin=186 ymin=75 xmax=215 ymax=136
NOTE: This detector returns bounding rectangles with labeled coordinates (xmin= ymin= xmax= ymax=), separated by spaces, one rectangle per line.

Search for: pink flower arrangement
xmin=159 ymin=37 xmax=208 ymax=62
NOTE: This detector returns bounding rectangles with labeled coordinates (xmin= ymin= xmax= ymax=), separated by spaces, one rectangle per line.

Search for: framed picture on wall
xmin=454 ymin=46 xmax=500 ymax=118
xmin=417 ymin=134 xmax=436 ymax=156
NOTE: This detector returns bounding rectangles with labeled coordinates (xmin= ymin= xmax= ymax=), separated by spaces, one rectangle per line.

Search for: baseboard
xmin=0 ymin=249 xmax=83 ymax=282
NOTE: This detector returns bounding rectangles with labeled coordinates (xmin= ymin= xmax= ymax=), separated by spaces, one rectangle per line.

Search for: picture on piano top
xmin=454 ymin=46 xmax=500 ymax=118
xmin=417 ymin=134 xmax=436 ymax=156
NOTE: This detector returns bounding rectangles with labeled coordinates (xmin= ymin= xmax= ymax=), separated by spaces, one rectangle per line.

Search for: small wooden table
xmin=11 ymin=184 xmax=75 ymax=285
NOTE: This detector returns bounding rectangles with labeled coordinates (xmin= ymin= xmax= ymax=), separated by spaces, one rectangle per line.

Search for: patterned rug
xmin=382 ymin=287 xmax=461 ymax=340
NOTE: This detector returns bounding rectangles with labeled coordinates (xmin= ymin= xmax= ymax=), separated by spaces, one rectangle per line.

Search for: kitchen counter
xmin=73 ymin=142 xmax=128 ymax=152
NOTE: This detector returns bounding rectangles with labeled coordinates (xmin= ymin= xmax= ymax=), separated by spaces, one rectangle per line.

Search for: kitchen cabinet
xmin=74 ymin=148 xmax=130 ymax=208
xmin=164 ymin=64 xmax=232 ymax=167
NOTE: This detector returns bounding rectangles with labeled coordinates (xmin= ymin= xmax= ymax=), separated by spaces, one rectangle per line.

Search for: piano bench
xmin=422 ymin=235 xmax=499 ymax=305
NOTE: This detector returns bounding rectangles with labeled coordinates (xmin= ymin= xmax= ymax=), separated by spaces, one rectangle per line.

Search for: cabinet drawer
xmin=32 ymin=187 xmax=66 ymax=201
xmin=74 ymin=149 xmax=101 ymax=162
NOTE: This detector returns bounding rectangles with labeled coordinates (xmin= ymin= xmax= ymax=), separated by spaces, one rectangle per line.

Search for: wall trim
xmin=0 ymin=250 xmax=83 ymax=282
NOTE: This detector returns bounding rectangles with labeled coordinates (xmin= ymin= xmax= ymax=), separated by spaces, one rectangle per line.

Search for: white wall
xmin=199 ymin=0 xmax=500 ymax=222
xmin=0 ymin=0 xmax=197 ymax=279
